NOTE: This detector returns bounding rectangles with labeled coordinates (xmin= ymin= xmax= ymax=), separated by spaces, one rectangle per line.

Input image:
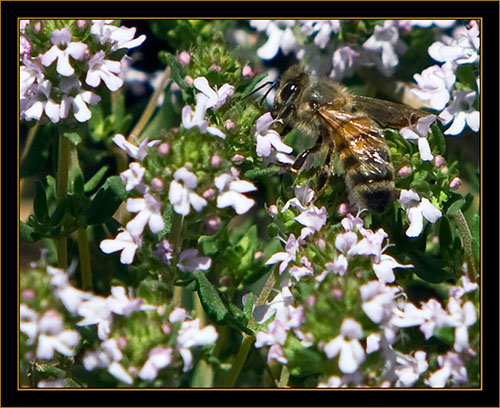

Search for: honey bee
xmin=272 ymin=65 xmax=430 ymax=213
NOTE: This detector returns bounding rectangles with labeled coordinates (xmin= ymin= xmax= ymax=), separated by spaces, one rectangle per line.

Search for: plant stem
xmin=219 ymin=268 xmax=277 ymax=387
xmin=278 ymin=365 xmax=290 ymax=388
xmin=56 ymin=133 xmax=70 ymax=269
xmin=127 ymin=66 xmax=171 ymax=143
xmin=220 ymin=332 xmax=254 ymax=387
xmin=454 ymin=209 xmax=479 ymax=278
xmin=77 ymin=227 xmax=92 ymax=289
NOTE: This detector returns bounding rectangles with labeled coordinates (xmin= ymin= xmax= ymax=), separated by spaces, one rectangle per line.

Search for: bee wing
xmin=354 ymin=95 xmax=431 ymax=129
xmin=317 ymin=108 xmax=389 ymax=177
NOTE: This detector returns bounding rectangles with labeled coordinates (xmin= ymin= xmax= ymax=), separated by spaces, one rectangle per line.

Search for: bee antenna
xmin=242 ymin=80 xmax=275 ymax=100
xmin=258 ymin=81 xmax=278 ymax=106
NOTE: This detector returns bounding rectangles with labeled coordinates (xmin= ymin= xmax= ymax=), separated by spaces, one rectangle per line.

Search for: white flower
xmin=214 ymin=170 xmax=257 ymax=215
xmin=253 ymin=286 xmax=294 ymax=325
xmin=120 ymin=162 xmax=146 ymax=192
xmin=83 ymin=338 xmax=134 ymax=385
xmin=398 ymin=189 xmax=442 ymax=237
xmin=85 ymin=50 xmax=123 ymax=91
xmin=428 ymin=22 xmax=479 ymax=68
xmin=112 ymin=134 xmax=160 ymax=161
xmin=40 ymin=28 xmax=87 ymax=77
xmin=299 ymin=20 xmax=341 ymax=48
xmin=193 ymin=76 xmax=234 ymax=110
xmin=181 ymin=97 xmax=225 ymax=139
xmin=362 ymin=20 xmax=407 ymax=76
xmin=58 ymin=76 xmax=101 ymax=122
xmin=395 ymin=351 xmax=428 ymax=387
xmin=168 ymin=167 xmax=207 ymax=216
xmin=289 ymin=256 xmax=314 ymax=281
xmin=47 ymin=266 xmax=91 ymax=313
xmin=412 ymin=64 xmax=456 ymax=110
xmin=176 ymin=249 xmax=211 ymax=273
xmin=90 ymin=20 xmax=146 ymax=51
xmin=438 ymin=90 xmax=479 ymax=135
xmin=360 ymin=281 xmax=399 ymax=324
xmin=425 ymin=352 xmax=467 ymax=387
xmin=330 ymin=46 xmax=360 ymax=81
xmin=372 ymin=254 xmax=412 ymax=283
xmin=400 ymin=115 xmax=437 ymax=161
xmin=100 ymin=229 xmax=141 ymax=265
xmin=445 ymin=297 xmax=477 ymax=352
xmin=21 ymin=79 xmax=62 ymax=123
xmin=250 ymin=20 xmax=297 ymax=60
xmin=294 ymin=205 xmax=328 ymax=234
xmin=77 ymin=295 xmax=113 ymax=340
xmin=126 ymin=193 xmax=165 ymax=237
xmin=20 ymin=304 xmax=40 ymax=344
xmin=390 ymin=298 xmax=448 ymax=340
xmin=36 ymin=310 xmax=80 ymax=360
xmin=265 ymin=233 xmax=299 ymax=274
xmin=107 ymin=286 xmax=155 ymax=316
xmin=323 ymin=318 xmax=365 ymax=374
xmin=176 ymin=318 xmax=218 ymax=372
xmin=283 ymin=184 xmax=316 ymax=212
xmin=139 ymin=347 xmax=173 ymax=381
xmin=254 ymin=112 xmax=293 ymax=159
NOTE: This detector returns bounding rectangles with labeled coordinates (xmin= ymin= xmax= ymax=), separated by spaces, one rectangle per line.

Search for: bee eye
xmin=280 ymin=82 xmax=300 ymax=102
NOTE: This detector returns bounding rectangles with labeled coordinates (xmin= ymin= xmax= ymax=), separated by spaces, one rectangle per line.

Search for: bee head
xmin=271 ymin=65 xmax=308 ymax=124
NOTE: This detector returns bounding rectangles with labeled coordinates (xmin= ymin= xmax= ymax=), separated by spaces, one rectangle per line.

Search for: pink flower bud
xmin=157 ymin=142 xmax=170 ymax=156
xmin=398 ymin=165 xmax=412 ymax=177
xmin=232 ymin=154 xmax=245 ymax=164
xmin=205 ymin=216 xmax=221 ymax=234
xmin=202 ymin=188 xmax=215 ymax=199
xmin=449 ymin=177 xmax=462 ymax=190
xmin=268 ymin=204 xmax=278 ymax=216
xmin=210 ymin=155 xmax=223 ymax=168
xmin=337 ymin=202 xmax=350 ymax=216
xmin=178 ymin=51 xmax=191 ymax=66
xmin=254 ymin=251 xmax=264 ymax=260
xmin=184 ymin=76 xmax=194 ymax=86
xmin=242 ymin=64 xmax=253 ymax=77
xmin=224 ymin=119 xmax=235 ymax=130
xmin=151 ymin=178 xmax=164 ymax=191
xmin=434 ymin=155 xmax=445 ymax=168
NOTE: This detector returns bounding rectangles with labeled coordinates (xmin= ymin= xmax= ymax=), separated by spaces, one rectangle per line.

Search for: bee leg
xmin=291 ymin=135 xmax=324 ymax=173
xmin=315 ymin=142 xmax=335 ymax=193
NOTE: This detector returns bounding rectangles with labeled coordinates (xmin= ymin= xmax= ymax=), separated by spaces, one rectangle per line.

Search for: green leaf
xmin=439 ymin=216 xmax=453 ymax=254
xmin=85 ymin=176 xmax=126 ymax=225
xmin=71 ymin=166 xmax=85 ymax=195
xmin=84 ymin=166 xmax=109 ymax=193
xmin=430 ymin=123 xmax=446 ymax=155
xmin=159 ymin=51 xmax=185 ymax=89
xmin=194 ymin=270 xmax=253 ymax=335
xmin=409 ymin=249 xmax=452 ymax=283
xmin=33 ymin=181 xmax=49 ymax=223
xmin=446 ymin=197 xmax=466 ymax=217
xmin=243 ymin=166 xmax=281 ymax=180
xmin=471 ymin=213 xmax=480 ymax=261
xmin=63 ymin=131 xmax=82 ymax=146
xmin=20 ymin=220 xmax=39 ymax=242
xmin=194 ymin=270 xmax=231 ymax=325
xmin=242 ymin=292 xmax=254 ymax=322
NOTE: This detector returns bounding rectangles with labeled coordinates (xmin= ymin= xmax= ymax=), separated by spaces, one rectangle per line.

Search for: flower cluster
xmin=20 ymin=19 xmax=479 ymax=389
xmin=20 ymin=20 xmax=145 ymax=123
xmin=20 ymin=265 xmax=218 ymax=386
xmin=255 ymin=200 xmax=478 ymax=386
xmin=412 ymin=21 xmax=480 ymax=135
